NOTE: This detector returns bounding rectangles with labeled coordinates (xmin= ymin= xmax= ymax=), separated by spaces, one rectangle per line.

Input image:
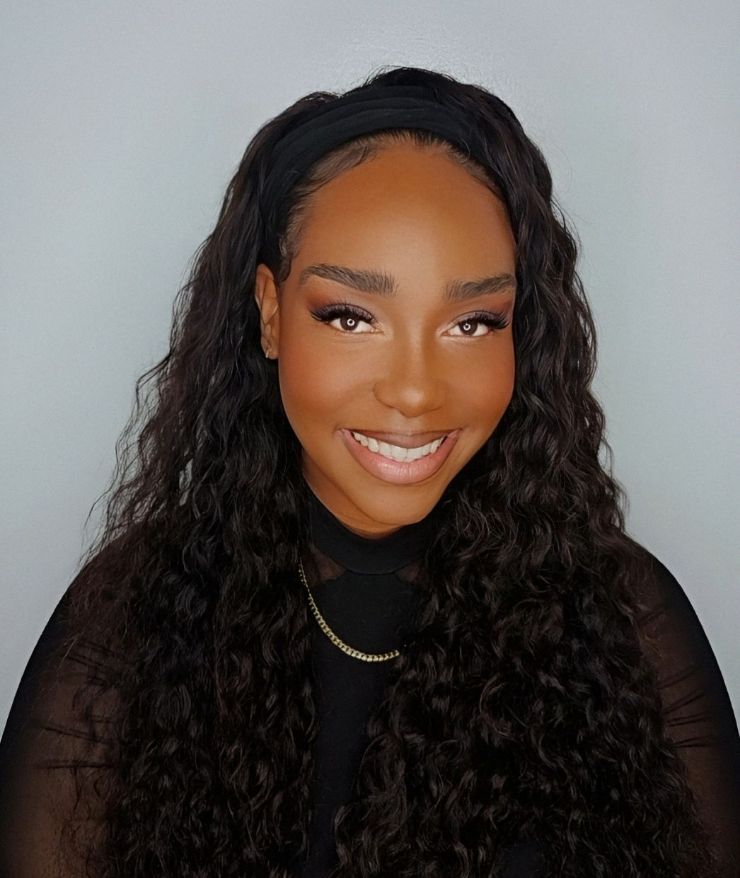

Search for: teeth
xmin=350 ymin=431 xmax=446 ymax=462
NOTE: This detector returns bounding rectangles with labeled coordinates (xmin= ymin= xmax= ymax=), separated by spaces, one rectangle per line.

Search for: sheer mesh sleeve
xmin=635 ymin=550 xmax=740 ymax=876
xmin=0 ymin=592 xmax=119 ymax=877
xmin=3 ymin=548 xmax=738 ymax=876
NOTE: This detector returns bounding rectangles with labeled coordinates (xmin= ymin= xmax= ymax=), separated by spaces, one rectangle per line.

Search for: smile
xmin=339 ymin=428 xmax=461 ymax=485
xmin=350 ymin=430 xmax=447 ymax=461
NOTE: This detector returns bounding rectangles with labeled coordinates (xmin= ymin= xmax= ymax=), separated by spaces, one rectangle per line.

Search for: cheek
xmin=465 ymin=345 xmax=516 ymax=425
xmin=277 ymin=329 xmax=355 ymax=436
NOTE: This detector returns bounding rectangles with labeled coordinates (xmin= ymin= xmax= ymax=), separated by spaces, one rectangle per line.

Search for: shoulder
xmin=1 ymin=590 xmax=68 ymax=752
xmin=623 ymin=544 xmax=740 ymax=872
xmin=3 ymin=524 xmax=160 ymax=761
xmin=1 ymin=585 xmax=122 ymax=767
xmin=0 ymin=574 xmax=122 ymax=876
xmin=622 ymin=538 xmax=709 ymax=646
xmin=624 ymin=539 xmax=738 ymax=736
xmin=1 ymin=544 xmax=127 ymax=773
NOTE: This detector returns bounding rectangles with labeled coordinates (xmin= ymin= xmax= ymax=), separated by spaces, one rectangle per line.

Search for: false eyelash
xmin=461 ymin=310 xmax=511 ymax=331
xmin=309 ymin=301 xmax=375 ymax=326
xmin=309 ymin=302 xmax=511 ymax=333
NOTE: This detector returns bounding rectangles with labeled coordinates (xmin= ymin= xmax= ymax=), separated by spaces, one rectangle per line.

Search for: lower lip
xmin=339 ymin=428 xmax=461 ymax=485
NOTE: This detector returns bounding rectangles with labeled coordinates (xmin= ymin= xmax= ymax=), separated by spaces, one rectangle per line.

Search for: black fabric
xmin=297 ymin=487 xmax=547 ymax=877
xmin=300 ymin=487 xmax=434 ymax=875
xmin=1 ymin=487 xmax=739 ymax=876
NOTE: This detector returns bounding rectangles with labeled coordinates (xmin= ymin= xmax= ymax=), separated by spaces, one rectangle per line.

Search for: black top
xmin=1 ymin=487 xmax=739 ymax=876
xmin=298 ymin=488 xmax=548 ymax=876
xmin=299 ymin=486 xmax=447 ymax=876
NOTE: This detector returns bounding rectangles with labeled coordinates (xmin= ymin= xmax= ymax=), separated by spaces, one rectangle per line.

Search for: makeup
xmin=339 ymin=427 xmax=461 ymax=485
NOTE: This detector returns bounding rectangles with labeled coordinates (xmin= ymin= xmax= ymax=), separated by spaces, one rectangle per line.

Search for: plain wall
xmin=2 ymin=0 xmax=738 ymax=732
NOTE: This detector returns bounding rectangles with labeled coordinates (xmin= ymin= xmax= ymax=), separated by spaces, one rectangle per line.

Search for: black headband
xmin=259 ymin=84 xmax=490 ymax=254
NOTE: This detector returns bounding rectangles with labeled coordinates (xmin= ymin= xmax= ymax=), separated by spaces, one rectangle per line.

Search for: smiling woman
xmin=1 ymin=66 xmax=738 ymax=878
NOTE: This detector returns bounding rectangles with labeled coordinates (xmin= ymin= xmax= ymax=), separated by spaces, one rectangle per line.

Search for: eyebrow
xmin=298 ymin=262 xmax=516 ymax=303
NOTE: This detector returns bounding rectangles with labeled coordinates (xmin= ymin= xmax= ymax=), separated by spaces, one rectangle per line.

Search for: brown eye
xmin=450 ymin=311 xmax=510 ymax=337
xmin=310 ymin=303 xmax=376 ymax=334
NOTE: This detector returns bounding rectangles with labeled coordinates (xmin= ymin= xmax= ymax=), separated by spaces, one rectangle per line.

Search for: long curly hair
xmin=58 ymin=65 xmax=715 ymax=877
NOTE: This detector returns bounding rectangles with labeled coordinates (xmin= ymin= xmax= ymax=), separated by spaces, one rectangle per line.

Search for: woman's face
xmin=254 ymin=142 xmax=517 ymax=538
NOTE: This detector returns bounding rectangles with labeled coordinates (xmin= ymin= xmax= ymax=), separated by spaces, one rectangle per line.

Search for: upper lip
xmin=346 ymin=428 xmax=455 ymax=448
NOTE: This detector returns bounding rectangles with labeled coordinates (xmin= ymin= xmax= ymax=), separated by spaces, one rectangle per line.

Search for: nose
xmin=372 ymin=334 xmax=446 ymax=418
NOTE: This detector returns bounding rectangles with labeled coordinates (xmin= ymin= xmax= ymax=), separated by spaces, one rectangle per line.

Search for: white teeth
xmin=350 ymin=431 xmax=446 ymax=462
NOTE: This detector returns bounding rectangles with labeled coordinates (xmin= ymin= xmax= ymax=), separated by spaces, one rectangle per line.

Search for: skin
xmin=254 ymin=143 xmax=517 ymax=539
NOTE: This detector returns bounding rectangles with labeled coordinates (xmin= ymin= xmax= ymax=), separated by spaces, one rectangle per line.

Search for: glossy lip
xmin=339 ymin=427 xmax=461 ymax=485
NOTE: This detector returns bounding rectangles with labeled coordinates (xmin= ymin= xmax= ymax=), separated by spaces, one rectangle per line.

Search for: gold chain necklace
xmin=298 ymin=554 xmax=401 ymax=662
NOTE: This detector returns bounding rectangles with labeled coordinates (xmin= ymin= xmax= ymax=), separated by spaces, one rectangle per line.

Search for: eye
xmin=309 ymin=303 xmax=511 ymax=337
xmin=309 ymin=302 xmax=376 ymax=334
xmin=448 ymin=311 xmax=511 ymax=337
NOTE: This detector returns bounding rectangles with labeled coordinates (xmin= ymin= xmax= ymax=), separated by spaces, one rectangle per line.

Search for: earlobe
xmin=254 ymin=263 xmax=280 ymax=358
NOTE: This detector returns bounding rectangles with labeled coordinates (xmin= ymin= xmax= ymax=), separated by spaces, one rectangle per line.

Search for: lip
xmin=339 ymin=428 xmax=461 ymax=485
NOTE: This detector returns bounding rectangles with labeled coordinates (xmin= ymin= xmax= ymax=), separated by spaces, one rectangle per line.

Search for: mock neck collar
xmin=305 ymin=484 xmax=442 ymax=575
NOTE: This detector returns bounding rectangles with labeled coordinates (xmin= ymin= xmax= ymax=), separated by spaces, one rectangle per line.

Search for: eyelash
xmin=309 ymin=301 xmax=511 ymax=336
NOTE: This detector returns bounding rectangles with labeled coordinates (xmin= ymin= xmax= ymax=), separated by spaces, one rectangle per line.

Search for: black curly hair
xmin=58 ymin=65 xmax=716 ymax=876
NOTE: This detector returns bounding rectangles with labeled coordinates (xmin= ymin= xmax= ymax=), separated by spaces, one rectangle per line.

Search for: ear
xmin=254 ymin=263 xmax=281 ymax=359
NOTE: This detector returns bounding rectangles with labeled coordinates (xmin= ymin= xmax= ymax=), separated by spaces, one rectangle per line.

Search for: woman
xmin=1 ymin=65 xmax=738 ymax=877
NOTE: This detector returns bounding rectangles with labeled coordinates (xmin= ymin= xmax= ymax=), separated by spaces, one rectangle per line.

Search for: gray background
xmin=2 ymin=1 xmax=738 ymax=732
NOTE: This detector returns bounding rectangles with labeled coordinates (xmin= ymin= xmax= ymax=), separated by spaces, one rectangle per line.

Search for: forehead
xmin=294 ymin=144 xmax=515 ymax=269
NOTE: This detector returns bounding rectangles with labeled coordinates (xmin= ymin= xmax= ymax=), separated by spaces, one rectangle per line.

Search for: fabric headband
xmin=259 ymin=84 xmax=490 ymax=253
